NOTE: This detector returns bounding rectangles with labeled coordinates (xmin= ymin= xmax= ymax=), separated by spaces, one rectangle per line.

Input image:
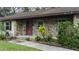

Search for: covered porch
xmin=15 ymin=20 xmax=33 ymax=36
xmin=12 ymin=15 xmax=73 ymax=37
xmin=13 ymin=18 xmax=58 ymax=37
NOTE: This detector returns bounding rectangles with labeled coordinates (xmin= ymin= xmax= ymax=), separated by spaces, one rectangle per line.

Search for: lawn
xmin=0 ymin=41 xmax=41 ymax=51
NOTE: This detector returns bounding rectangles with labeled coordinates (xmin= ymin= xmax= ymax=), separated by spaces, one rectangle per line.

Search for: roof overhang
xmin=0 ymin=7 xmax=79 ymax=21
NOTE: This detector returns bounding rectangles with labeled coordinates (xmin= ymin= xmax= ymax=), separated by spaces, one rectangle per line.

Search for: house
xmin=0 ymin=7 xmax=79 ymax=38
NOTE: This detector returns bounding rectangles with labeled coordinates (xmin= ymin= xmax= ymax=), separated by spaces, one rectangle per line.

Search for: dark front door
xmin=26 ymin=20 xmax=33 ymax=35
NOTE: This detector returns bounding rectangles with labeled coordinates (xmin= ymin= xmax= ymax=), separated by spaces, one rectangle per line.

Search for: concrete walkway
xmin=8 ymin=40 xmax=74 ymax=51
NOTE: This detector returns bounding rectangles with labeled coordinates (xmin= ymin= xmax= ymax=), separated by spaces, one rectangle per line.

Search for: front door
xmin=26 ymin=20 xmax=33 ymax=35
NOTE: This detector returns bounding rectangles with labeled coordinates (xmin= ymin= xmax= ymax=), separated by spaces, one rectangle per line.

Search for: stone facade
xmin=10 ymin=15 xmax=73 ymax=37
xmin=15 ymin=20 xmax=26 ymax=36
xmin=44 ymin=19 xmax=58 ymax=37
xmin=14 ymin=19 xmax=58 ymax=37
xmin=32 ymin=19 xmax=58 ymax=37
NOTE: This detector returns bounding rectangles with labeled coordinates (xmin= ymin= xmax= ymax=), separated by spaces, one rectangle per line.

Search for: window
xmin=38 ymin=21 xmax=43 ymax=27
xmin=5 ymin=21 xmax=11 ymax=30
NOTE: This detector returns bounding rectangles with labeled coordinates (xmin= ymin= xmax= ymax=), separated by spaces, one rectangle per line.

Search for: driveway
xmin=9 ymin=40 xmax=74 ymax=51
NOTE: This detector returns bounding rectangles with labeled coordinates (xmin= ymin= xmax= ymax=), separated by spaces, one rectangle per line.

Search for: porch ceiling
xmin=0 ymin=7 xmax=79 ymax=21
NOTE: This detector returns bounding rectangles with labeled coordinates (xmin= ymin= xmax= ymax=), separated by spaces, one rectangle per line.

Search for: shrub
xmin=25 ymin=38 xmax=30 ymax=41
xmin=37 ymin=24 xmax=58 ymax=45
xmin=38 ymin=25 xmax=47 ymax=38
xmin=35 ymin=36 xmax=42 ymax=41
xmin=0 ymin=34 xmax=6 ymax=40
xmin=35 ymin=34 xmax=54 ymax=42
xmin=0 ymin=31 xmax=6 ymax=40
xmin=58 ymin=21 xmax=79 ymax=50
xmin=38 ymin=25 xmax=49 ymax=41
xmin=58 ymin=21 xmax=72 ymax=45
xmin=37 ymin=25 xmax=55 ymax=42
xmin=45 ymin=34 xmax=53 ymax=42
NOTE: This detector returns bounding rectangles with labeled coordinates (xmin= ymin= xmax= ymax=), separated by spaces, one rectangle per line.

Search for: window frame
xmin=5 ymin=21 xmax=11 ymax=30
xmin=37 ymin=20 xmax=44 ymax=27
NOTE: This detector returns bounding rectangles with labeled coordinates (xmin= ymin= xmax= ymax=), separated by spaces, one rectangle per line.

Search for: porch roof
xmin=0 ymin=7 xmax=79 ymax=21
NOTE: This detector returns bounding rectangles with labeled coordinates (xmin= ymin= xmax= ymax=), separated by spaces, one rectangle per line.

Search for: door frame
xmin=26 ymin=20 xmax=33 ymax=35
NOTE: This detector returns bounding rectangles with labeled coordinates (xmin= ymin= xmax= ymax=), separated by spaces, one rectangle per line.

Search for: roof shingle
xmin=0 ymin=7 xmax=79 ymax=21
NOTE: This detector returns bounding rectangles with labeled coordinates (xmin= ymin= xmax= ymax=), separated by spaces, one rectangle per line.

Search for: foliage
xmin=36 ymin=25 xmax=54 ymax=42
xmin=25 ymin=37 xmax=30 ymax=41
xmin=0 ymin=7 xmax=51 ymax=17
xmin=35 ymin=36 xmax=42 ymax=41
xmin=23 ymin=7 xmax=29 ymax=12
xmin=0 ymin=34 xmax=6 ymax=40
xmin=38 ymin=25 xmax=48 ymax=41
xmin=0 ymin=22 xmax=6 ymax=40
xmin=35 ymin=7 xmax=40 ymax=10
xmin=35 ymin=35 xmax=54 ymax=43
xmin=45 ymin=34 xmax=53 ymax=42
xmin=58 ymin=21 xmax=79 ymax=50
xmin=58 ymin=21 xmax=72 ymax=45
xmin=38 ymin=25 xmax=47 ymax=38
xmin=0 ymin=7 xmax=15 ymax=16
xmin=0 ymin=22 xmax=5 ymax=31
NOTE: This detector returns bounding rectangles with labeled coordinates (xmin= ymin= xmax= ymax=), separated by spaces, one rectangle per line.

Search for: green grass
xmin=0 ymin=41 xmax=41 ymax=51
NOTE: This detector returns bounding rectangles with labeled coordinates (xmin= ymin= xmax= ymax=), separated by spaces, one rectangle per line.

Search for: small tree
xmin=38 ymin=25 xmax=47 ymax=38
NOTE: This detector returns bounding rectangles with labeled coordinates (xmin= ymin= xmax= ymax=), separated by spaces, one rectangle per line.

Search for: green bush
xmin=36 ymin=24 xmax=57 ymax=44
xmin=38 ymin=25 xmax=47 ymax=39
xmin=35 ymin=36 xmax=42 ymax=41
xmin=45 ymin=34 xmax=53 ymax=42
xmin=25 ymin=38 xmax=30 ymax=41
xmin=0 ymin=34 xmax=6 ymax=40
xmin=35 ymin=34 xmax=54 ymax=42
xmin=58 ymin=21 xmax=79 ymax=50
xmin=0 ymin=22 xmax=6 ymax=40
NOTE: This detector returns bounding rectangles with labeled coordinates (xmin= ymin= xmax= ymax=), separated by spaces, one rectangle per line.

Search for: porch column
xmin=11 ymin=21 xmax=16 ymax=36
